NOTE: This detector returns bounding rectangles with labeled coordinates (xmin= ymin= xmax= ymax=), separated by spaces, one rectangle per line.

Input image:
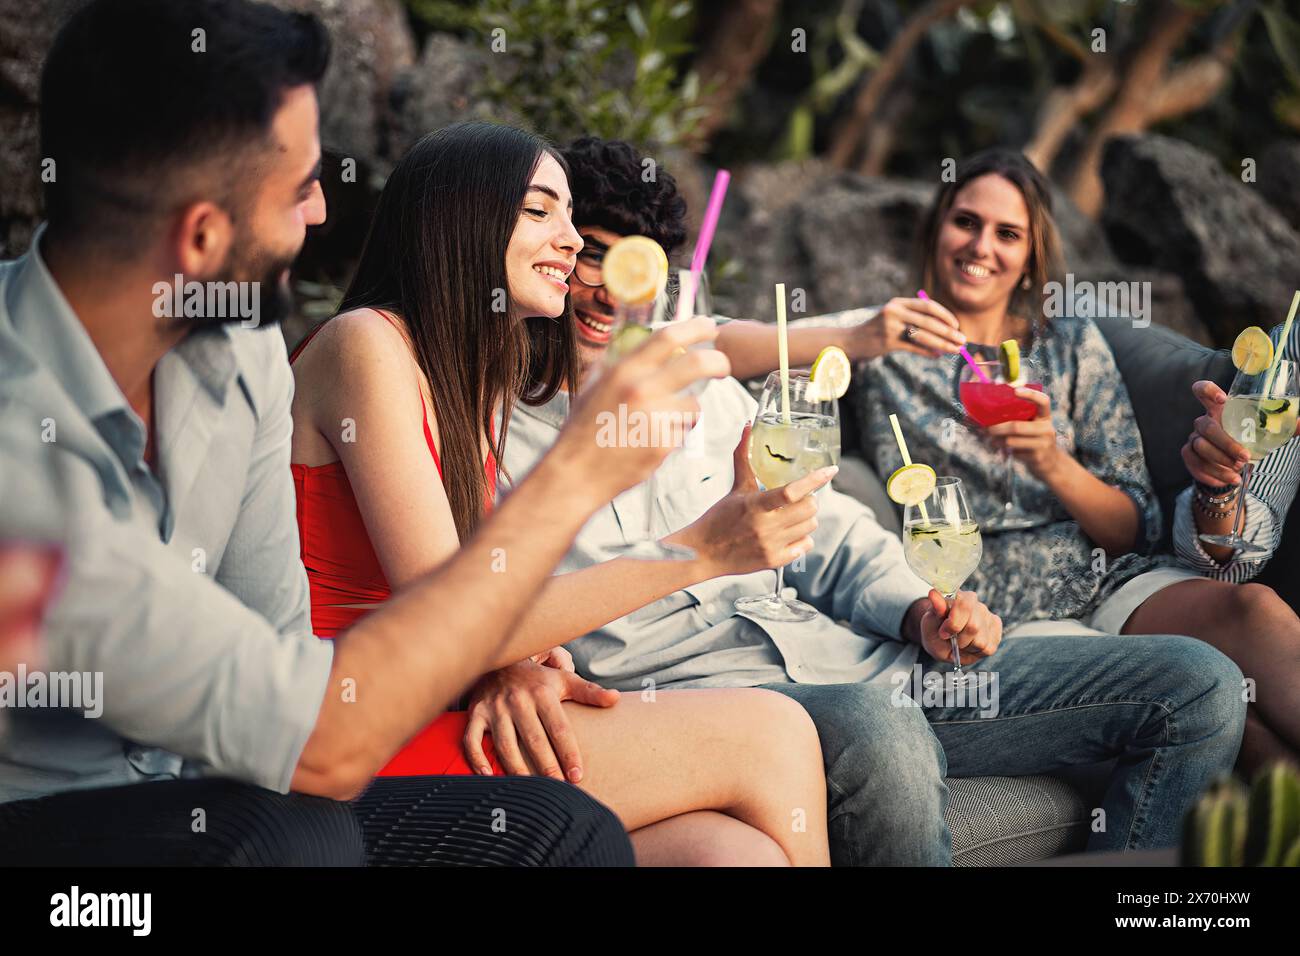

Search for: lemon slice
xmin=886 ymin=463 xmax=937 ymax=506
xmin=1231 ymin=326 xmax=1274 ymax=375
xmin=807 ymin=345 xmax=851 ymax=401
xmin=999 ymin=339 xmax=1021 ymax=384
xmin=602 ymin=236 xmax=668 ymax=306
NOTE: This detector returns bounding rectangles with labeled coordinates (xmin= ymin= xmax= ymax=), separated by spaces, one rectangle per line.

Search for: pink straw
xmin=690 ymin=169 xmax=731 ymax=277
xmin=919 ymin=288 xmax=988 ymax=383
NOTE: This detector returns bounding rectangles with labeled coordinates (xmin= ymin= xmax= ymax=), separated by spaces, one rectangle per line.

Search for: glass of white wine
xmin=603 ymin=268 xmax=713 ymax=561
xmin=902 ymin=476 xmax=983 ymax=685
xmin=1199 ymin=357 xmax=1298 ymax=559
xmin=734 ymin=371 xmax=841 ymax=622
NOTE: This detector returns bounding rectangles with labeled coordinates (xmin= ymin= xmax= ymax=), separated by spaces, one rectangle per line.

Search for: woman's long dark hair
xmin=339 ymin=122 xmax=578 ymax=542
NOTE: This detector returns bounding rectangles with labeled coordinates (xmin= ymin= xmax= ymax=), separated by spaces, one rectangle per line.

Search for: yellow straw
xmin=1262 ymin=290 xmax=1300 ymax=399
xmin=889 ymin=413 xmax=929 ymax=523
xmin=776 ymin=283 xmax=791 ymax=424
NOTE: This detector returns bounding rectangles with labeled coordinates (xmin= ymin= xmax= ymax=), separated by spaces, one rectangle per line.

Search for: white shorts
xmin=1004 ymin=565 xmax=1205 ymax=638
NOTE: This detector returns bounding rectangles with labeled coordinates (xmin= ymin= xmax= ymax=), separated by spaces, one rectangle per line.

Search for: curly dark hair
xmin=562 ymin=137 xmax=688 ymax=257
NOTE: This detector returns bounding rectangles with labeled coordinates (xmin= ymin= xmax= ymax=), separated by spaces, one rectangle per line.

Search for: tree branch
xmin=1145 ymin=31 xmax=1239 ymax=124
xmin=1065 ymin=0 xmax=1206 ymax=217
xmin=683 ymin=0 xmax=782 ymax=152
xmin=826 ymin=0 xmax=978 ymax=169
xmin=1023 ymin=59 xmax=1117 ymax=172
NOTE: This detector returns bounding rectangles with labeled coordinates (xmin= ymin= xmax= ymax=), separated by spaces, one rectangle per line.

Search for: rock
xmin=1258 ymin=140 xmax=1300 ymax=234
xmin=1100 ymin=134 xmax=1300 ymax=345
xmin=389 ymin=32 xmax=510 ymax=157
xmin=0 ymin=0 xmax=81 ymax=259
xmin=270 ymin=0 xmax=416 ymax=173
xmin=1050 ymin=184 xmax=1116 ymax=273
xmin=711 ymin=165 xmax=931 ymax=321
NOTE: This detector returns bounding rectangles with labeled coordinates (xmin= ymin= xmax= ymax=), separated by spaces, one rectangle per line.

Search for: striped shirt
xmin=1173 ymin=321 xmax=1300 ymax=581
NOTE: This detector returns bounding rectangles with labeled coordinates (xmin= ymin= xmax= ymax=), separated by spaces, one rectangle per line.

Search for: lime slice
xmin=808 ymin=345 xmax=851 ymax=401
xmin=1258 ymin=398 xmax=1292 ymax=434
xmin=607 ymin=324 xmax=653 ymax=362
xmin=602 ymin=236 xmax=668 ymax=306
xmin=999 ymin=339 xmax=1021 ymax=384
xmin=886 ymin=463 xmax=937 ymax=506
xmin=1231 ymin=327 xmax=1273 ymax=375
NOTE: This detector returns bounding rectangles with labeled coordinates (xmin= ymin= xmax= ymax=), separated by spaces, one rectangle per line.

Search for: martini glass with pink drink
xmin=959 ymin=359 xmax=1043 ymax=530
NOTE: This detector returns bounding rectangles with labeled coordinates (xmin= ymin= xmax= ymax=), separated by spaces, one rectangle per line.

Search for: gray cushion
xmin=946 ymin=775 xmax=1090 ymax=866
xmin=1093 ymin=317 xmax=1234 ymax=549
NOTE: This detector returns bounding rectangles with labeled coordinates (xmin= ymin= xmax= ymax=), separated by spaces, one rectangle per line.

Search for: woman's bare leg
xmin=1123 ymin=579 xmax=1300 ymax=770
xmin=1238 ymin=712 xmax=1296 ymax=776
xmin=630 ymin=811 xmax=790 ymax=866
xmin=558 ymin=687 xmax=830 ymax=866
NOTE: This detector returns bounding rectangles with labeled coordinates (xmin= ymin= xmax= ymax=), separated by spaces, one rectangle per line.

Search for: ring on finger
xmin=903 ymin=324 xmax=917 ymax=341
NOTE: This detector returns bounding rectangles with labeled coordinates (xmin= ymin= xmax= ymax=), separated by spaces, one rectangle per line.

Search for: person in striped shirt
xmin=1175 ymin=317 xmax=1300 ymax=769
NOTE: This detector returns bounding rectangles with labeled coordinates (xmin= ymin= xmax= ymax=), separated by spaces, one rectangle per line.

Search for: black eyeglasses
xmin=572 ymin=250 xmax=605 ymax=287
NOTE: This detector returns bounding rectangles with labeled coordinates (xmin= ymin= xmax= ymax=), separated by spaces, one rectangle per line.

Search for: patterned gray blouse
xmin=854 ymin=314 xmax=1174 ymax=627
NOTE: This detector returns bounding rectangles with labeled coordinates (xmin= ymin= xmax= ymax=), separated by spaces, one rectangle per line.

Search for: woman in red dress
xmin=289 ymin=123 xmax=830 ymax=866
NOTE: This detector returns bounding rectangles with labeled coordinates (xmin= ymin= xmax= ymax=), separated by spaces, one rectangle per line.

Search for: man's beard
xmin=185 ymin=236 xmax=297 ymax=329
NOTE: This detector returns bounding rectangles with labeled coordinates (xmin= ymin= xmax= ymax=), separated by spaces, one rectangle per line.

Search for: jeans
xmin=762 ymin=632 xmax=1246 ymax=866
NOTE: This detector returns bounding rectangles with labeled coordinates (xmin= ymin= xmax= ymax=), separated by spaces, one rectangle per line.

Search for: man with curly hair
xmin=561 ymin=137 xmax=690 ymax=372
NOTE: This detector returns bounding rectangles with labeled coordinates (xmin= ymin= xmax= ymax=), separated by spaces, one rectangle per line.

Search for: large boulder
xmin=711 ymin=165 xmax=930 ymax=321
xmin=0 ymin=0 xmax=81 ymax=259
xmin=1258 ymin=140 xmax=1300 ymax=234
xmin=1100 ymin=134 xmax=1300 ymax=345
xmin=270 ymin=0 xmax=416 ymax=172
xmin=389 ymin=32 xmax=511 ymax=157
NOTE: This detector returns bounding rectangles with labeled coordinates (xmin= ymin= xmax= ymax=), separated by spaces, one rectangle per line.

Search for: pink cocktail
xmin=958 ymin=359 xmax=1041 ymax=529
xmin=960 ymin=380 xmax=1044 ymax=428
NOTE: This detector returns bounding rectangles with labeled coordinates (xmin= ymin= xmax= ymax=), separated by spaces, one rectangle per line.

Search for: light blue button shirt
xmin=500 ymin=376 xmax=931 ymax=692
xmin=0 ymin=228 xmax=333 ymax=802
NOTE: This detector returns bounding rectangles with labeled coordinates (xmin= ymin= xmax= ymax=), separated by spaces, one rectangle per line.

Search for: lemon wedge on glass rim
xmin=602 ymin=235 xmax=669 ymax=306
xmin=1231 ymin=326 xmax=1274 ymax=375
xmin=806 ymin=345 xmax=852 ymax=401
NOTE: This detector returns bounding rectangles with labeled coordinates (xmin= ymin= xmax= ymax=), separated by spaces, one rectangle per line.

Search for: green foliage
xmin=406 ymin=0 xmax=706 ymax=148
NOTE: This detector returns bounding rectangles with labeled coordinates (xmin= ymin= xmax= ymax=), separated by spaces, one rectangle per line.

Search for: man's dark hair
xmin=562 ymin=137 xmax=688 ymax=257
xmin=40 ymin=0 xmax=330 ymax=254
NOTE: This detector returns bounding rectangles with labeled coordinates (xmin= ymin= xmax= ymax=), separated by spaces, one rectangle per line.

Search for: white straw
xmin=776 ymin=283 xmax=790 ymax=424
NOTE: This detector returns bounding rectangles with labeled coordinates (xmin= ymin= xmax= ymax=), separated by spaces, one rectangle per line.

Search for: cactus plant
xmin=1182 ymin=763 xmax=1300 ymax=866
xmin=1244 ymin=762 xmax=1300 ymax=866
xmin=1183 ymin=777 xmax=1247 ymax=866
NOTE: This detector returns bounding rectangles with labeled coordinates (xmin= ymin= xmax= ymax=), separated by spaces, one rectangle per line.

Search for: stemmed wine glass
xmin=958 ymin=358 xmax=1042 ymax=530
xmin=901 ymin=476 xmax=983 ymax=685
xmin=1198 ymin=358 xmax=1298 ymax=559
xmin=603 ymin=268 xmax=713 ymax=560
xmin=733 ymin=372 xmax=841 ymax=622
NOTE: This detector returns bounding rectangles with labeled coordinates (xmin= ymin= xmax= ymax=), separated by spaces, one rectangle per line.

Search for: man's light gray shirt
xmin=0 ymin=230 xmax=332 ymax=802
xmin=500 ymin=376 xmax=931 ymax=692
